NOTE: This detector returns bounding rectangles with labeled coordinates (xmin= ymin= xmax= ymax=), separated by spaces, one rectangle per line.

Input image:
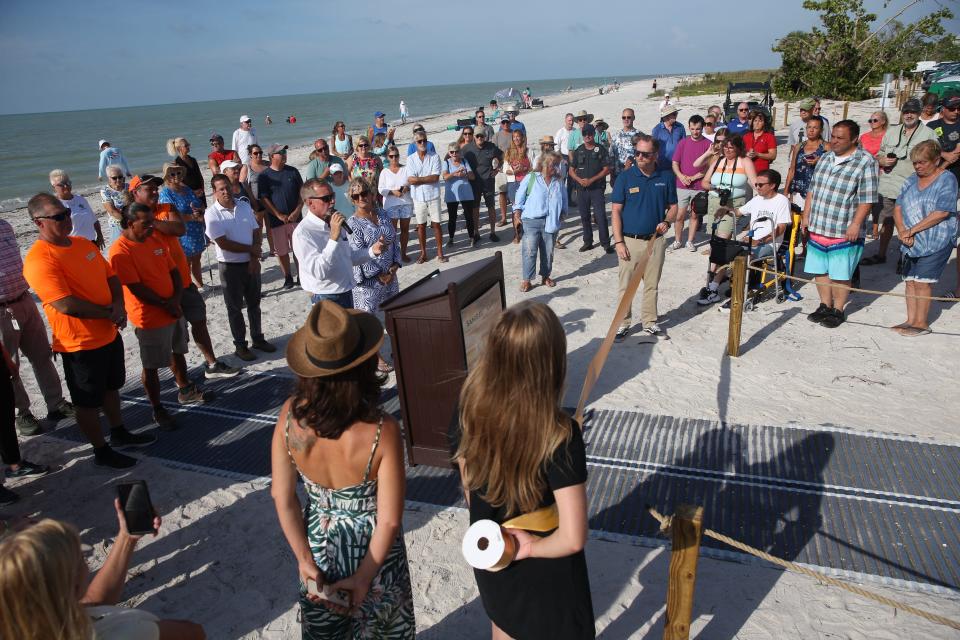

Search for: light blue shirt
xmin=897 ymin=170 xmax=958 ymax=257
xmin=514 ymin=172 xmax=568 ymax=234
xmin=98 ymin=146 xmax=131 ymax=178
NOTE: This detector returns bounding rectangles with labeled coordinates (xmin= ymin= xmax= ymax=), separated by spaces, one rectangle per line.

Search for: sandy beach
xmin=3 ymin=75 xmax=960 ymax=638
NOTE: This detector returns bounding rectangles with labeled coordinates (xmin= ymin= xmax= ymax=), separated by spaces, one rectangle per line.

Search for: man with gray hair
xmin=232 ymin=116 xmax=258 ymax=165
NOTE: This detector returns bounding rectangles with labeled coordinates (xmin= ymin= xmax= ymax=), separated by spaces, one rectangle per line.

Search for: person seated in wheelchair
xmin=697 ymin=169 xmax=790 ymax=306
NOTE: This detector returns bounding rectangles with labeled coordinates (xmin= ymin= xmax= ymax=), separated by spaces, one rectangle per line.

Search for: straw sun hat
xmin=286 ymin=300 xmax=384 ymax=377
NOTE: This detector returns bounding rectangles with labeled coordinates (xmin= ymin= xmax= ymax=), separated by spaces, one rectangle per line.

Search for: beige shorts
xmin=135 ymin=318 xmax=188 ymax=370
xmin=270 ymin=222 xmax=298 ymax=257
xmin=704 ymin=193 xmax=746 ymax=237
xmin=413 ymin=198 xmax=442 ymax=225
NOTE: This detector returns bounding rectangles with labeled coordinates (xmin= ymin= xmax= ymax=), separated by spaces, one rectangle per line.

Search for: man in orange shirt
xmin=129 ymin=175 xmax=241 ymax=378
xmin=109 ymin=203 xmax=208 ymax=430
xmin=22 ymin=193 xmax=154 ymax=469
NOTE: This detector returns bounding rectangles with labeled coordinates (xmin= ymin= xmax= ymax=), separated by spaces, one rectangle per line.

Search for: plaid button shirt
xmin=808 ymin=148 xmax=878 ymax=238
xmin=0 ymin=218 xmax=29 ymax=302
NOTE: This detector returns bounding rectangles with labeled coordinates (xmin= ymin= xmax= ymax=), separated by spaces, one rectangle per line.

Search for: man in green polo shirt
xmin=611 ymin=134 xmax=678 ymax=339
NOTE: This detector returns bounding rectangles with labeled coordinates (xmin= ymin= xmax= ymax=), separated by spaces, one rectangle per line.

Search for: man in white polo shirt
xmin=405 ymin=131 xmax=446 ymax=263
xmin=293 ymin=179 xmax=386 ymax=308
xmin=204 ymin=174 xmax=274 ymax=362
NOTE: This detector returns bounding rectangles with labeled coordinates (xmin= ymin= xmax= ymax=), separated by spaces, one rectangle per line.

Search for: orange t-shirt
xmin=23 ymin=237 xmax=118 ymax=353
xmin=153 ymin=203 xmax=191 ymax=287
xmin=108 ymin=234 xmax=178 ymax=329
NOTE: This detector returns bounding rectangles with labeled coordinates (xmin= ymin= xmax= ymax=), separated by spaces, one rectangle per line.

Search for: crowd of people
xmin=1 ymin=83 xmax=958 ymax=638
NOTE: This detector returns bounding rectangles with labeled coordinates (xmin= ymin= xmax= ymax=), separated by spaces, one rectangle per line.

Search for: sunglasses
xmin=476 ymin=134 xmax=486 ymax=138
xmin=357 ymin=144 xmax=369 ymax=148
xmin=413 ymin=128 xmax=425 ymax=133
xmin=868 ymin=118 xmax=881 ymax=123
xmin=462 ymin=131 xmax=474 ymax=136
xmin=449 ymin=149 xmax=460 ymax=153
xmin=351 ymin=191 xmax=371 ymax=200
xmin=415 ymin=139 xmax=427 ymax=144
xmin=634 ymin=150 xmax=655 ymax=158
xmin=252 ymin=151 xmax=263 ymax=155
xmin=622 ymin=116 xmax=635 ymax=120
xmin=387 ymin=154 xmax=399 ymax=158
xmin=738 ymin=108 xmax=749 ymax=112
xmin=308 ymin=194 xmax=335 ymax=203
xmin=754 ymin=182 xmax=771 ymax=187
xmin=35 ymin=208 xmax=71 ymax=222
xmin=705 ymin=121 xmax=716 ymax=126
xmin=210 ymin=140 xmax=222 ymax=145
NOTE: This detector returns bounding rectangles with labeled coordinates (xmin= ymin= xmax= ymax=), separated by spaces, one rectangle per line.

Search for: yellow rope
xmin=646 ymin=507 xmax=960 ymax=631
xmin=746 ymin=264 xmax=958 ymax=302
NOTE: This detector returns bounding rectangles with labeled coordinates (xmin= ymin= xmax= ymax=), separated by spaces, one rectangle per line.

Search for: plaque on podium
xmin=382 ymin=252 xmax=505 ymax=466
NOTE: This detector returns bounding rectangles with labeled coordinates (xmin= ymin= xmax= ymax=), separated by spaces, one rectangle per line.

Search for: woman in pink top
xmin=859 ymin=111 xmax=887 ymax=237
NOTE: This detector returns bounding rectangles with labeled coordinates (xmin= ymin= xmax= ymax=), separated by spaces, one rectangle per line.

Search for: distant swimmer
xmin=399 ymin=100 xmax=408 ymax=124
xmin=265 ymin=115 xmax=273 ymax=125
xmin=97 ymin=140 xmax=132 ymax=181
xmin=286 ymin=115 xmax=297 ymax=124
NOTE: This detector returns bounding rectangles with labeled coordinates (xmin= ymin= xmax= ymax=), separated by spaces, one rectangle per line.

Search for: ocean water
xmin=0 ymin=75 xmax=650 ymax=211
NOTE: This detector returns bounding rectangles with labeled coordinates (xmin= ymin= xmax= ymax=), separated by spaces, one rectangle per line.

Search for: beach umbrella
xmin=494 ymin=88 xmax=516 ymax=101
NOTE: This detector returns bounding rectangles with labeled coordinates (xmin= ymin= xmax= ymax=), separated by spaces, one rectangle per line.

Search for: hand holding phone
xmin=116 ymin=481 xmax=158 ymax=537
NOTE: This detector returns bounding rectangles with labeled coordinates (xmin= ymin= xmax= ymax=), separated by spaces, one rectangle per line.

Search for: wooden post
xmin=771 ymin=106 xmax=777 ymax=126
xmin=783 ymin=103 xmax=789 ymax=126
xmin=663 ymin=505 xmax=704 ymax=640
xmin=842 ymin=101 xmax=849 ymax=120
xmin=726 ymin=255 xmax=747 ymax=357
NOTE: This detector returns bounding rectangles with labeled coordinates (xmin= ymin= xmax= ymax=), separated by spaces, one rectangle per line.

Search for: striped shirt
xmin=807 ymin=148 xmax=878 ymax=239
xmin=0 ymin=218 xmax=29 ymax=302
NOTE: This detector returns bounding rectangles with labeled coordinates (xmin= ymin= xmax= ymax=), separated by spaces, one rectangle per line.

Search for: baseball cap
xmin=128 ymin=174 xmax=162 ymax=191
xmin=97 ymin=139 xmax=109 ymax=149
xmin=240 ymin=115 xmax=252 ymax=123
xmin=901 ymin=98 xmax=922 ymax=113
xmin=581 ymin=123 xmax=597 ymax=136
xmin=329 ymin=163 xmax=344 ymax=174
xmin=219 ymin=160 xmax=241 ymax=171
xmin=267 ymin=143 xmax=288 ymax=156
xmin=209 ymin=132 xmax=224 ymax=142
xmin=943 ymin=93 xmax=960 ymax=108
xmin=374 ymin=111 xmax=385 ymax=118
xmin=798 ymin=98 xmax=816 ymax=111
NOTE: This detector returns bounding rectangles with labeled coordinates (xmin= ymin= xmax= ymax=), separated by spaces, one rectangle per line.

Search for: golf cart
xmin=722 ymin=81 xmax=774 ymax=121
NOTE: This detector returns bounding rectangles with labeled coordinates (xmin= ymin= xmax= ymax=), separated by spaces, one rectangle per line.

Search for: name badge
xmin=629 ymin=187 xmax=640 ymax=194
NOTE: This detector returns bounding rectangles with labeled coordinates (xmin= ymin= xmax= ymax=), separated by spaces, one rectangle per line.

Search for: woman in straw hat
xmin=158 ymin=161 xmax=207 ymax=287
xmin=452 ymin=301 xmax=594 ymax=639
xmin=272 ymin=300 xmax=414 ymax=639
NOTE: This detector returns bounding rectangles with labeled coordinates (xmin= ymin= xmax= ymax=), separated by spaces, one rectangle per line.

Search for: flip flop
xmin=889 ymin=323 xmax=911 ymax=331
xmin=519 ymin=281 xmax=532 ymax=293
xmin=897 ymin=326 xmax=932 ymax=337
xmin=416 ymin=254 xmax=428 ymax=264
xmin=437 ymin=255 xmax=449 ymax=263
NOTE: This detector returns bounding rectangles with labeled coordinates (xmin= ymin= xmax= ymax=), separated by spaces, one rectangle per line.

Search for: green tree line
xmin=773 ymin=0 xmax=959 ymax=100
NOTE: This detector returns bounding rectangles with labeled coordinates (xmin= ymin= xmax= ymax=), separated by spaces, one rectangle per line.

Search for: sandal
xmin=860 ymin=255 xmax=886 ymax=266
xmin=898 ymin=326 xmax=932 ymax=337
xmin=437 ymin=255 xmax=449 ymax=263
xmin=519 ymin=280 xmax=532 ymax=293
xmin=416 ymin=254 xmax=428 ymax=264
xmin=377 ymin=360 xmax=395 ymax=373
xmin=542 ymin=277 xmax=556 ymax=288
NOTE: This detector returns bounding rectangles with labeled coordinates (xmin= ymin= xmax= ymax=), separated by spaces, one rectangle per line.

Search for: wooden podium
xmin=382 ymin=252 xmax=505 ymax=467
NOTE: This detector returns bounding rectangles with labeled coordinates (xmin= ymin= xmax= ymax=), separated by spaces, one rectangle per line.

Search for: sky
xmin=1 ymin=0 xmax=955 ymax=115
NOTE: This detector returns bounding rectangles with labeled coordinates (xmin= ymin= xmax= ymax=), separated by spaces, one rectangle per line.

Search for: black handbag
xmin=708 ymin=209 xmax=749 ymax=265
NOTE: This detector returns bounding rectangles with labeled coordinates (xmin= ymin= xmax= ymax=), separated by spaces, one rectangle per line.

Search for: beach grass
xmin=648 ymin=69 xmax=776 ymax=98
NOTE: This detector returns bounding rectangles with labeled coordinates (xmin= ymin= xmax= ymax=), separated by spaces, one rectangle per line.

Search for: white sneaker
xmin=697 ymin=290 xmax=722 ymax=306
xmin=669 ymin=241 xmax=682 ymax=251
xmin=642 ymin=323 xmax=663 ymax=336
xmin=686 ymin=241 xmax=696 ymax=252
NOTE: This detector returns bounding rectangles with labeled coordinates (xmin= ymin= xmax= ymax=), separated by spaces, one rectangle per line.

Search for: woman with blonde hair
xmin=452 ymin=301 xmax=594 ymax=639
xmin=347 ymin=135 xmax=383 ymax=193
xmin=167 ymin=137 xmax=206 ymax=204
xmin=158 ymin=162 xmax=207 ymax=287
xmin=0 ymin=501 xmax=204 ymax=639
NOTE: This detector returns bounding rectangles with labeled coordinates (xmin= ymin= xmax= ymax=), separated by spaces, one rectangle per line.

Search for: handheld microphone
xmin=329 ymin=209 xmax=352 ymax=235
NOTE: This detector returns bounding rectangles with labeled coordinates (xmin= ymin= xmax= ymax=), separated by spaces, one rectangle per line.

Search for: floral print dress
xmin=349 ymin=210 xmax=400 ymax=313
xmin=286 ymin=413 xmax=415 ymax=639
xmin=158 ymin=186 xmax=206 ymax=257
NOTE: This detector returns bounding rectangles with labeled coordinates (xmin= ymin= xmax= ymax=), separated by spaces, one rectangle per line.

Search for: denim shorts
xmin=901 ymin=245 xmax=953 ymax=283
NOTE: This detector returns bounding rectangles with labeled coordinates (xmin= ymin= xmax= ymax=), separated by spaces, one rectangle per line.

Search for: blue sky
xmin=1 ymin=0 xmax=953 ymax=114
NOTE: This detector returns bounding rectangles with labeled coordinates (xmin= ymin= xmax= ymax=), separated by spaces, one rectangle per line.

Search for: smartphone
xmin=117 ymin=481 xmax=155 ymax=535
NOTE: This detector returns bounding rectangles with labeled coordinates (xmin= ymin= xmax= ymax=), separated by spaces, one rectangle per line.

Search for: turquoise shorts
xmin=805 ymin=237 xmax=864 ymax=281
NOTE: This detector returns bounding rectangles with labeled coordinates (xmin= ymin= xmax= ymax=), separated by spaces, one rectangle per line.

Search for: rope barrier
xmin=646 ymin=506 xmax=960 ymax=631
xmin=747 ymin=264 xmax=959 ymax=302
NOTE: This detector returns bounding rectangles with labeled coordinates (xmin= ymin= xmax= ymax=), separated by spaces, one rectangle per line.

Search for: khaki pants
xmin=617 ymin=235 xmax=666 ymax=329
xmin=0 ymin=294 xmax=64 ymax=414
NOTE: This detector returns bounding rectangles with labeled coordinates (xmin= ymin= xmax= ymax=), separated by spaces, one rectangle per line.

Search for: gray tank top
xmin=246 ymin=163 xmax=265 ymax=199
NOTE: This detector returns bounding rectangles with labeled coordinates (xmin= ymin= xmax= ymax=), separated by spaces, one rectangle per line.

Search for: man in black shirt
xmin=569 ymin=124 xmax=612 ymax=252
xmin=257 ymin=144 xmax=304 ymax=289
xmin=462 ymin=128 xmax=504 ymax=242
